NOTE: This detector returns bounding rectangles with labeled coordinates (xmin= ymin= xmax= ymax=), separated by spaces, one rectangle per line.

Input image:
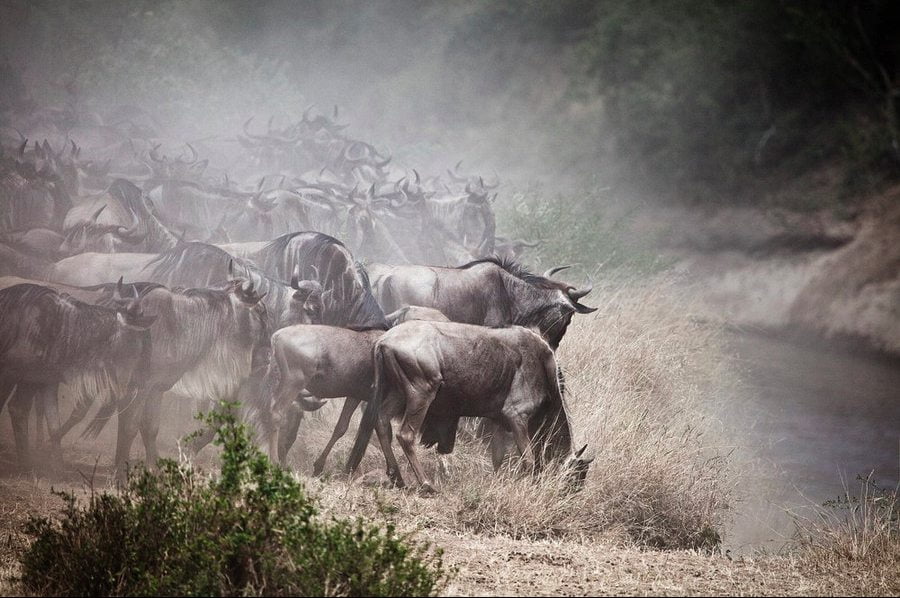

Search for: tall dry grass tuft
xmin=554 ymin=278 xmax=734 ymax=548
xmin=290 ymin=277 xmax=735 ymax=549
xmin=791 ymin=474 xmax=899 ymax=584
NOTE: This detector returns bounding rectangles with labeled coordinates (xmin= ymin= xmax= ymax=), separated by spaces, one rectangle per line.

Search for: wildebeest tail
xmin=345 ymin=343 xmax=385 ymax=474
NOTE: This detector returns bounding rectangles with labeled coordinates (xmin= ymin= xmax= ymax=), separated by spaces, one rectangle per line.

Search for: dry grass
xmin=789 ymin=474 xmax=900 ymax=592
xmin=287 ymin=276 xmax=735 ymax=549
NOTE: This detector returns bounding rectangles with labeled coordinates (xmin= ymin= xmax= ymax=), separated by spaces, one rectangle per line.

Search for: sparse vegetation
xmin=791 ymin=474 xmax=900 ymax=589
xmin=18 ymin=407 xmax=448 ymax=597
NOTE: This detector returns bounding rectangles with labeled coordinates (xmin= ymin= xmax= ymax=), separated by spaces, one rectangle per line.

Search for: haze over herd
xmin=0 ymin=104 xmax=597 ymax=487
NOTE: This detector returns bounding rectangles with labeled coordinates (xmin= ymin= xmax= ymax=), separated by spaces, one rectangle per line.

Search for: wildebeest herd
xmin=0 ymin=105 xmax=595 ymax=490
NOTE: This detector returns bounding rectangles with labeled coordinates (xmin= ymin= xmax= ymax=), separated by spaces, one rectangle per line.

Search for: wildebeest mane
xmin=145 ymin=241 xmax=261 ymax=287
xmin=458 ymin=255 xmax=559 ymax=289
xmin=256 ymin=232 xmax=388 ymax=329
xmin=0 ymin=284 xmax=121 ymax=364
xmin=348 ymin=261 xmax=388 ymax=331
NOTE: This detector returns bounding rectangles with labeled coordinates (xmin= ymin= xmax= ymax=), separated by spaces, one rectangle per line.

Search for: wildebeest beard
xmin=473 ymin=257 xmax=576 ymax=349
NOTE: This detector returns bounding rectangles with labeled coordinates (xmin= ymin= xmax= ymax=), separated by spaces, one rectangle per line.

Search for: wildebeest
xmin=255 ymin=305 xmax=448 ymax=472
xmin=1 ymin=139 xmax=73 ymax=233
xmin=59 ymin=179 xmax=179 ymax=255
xmin=79 ymin=269 xmax=324 ymax=477
xmin=237 ymin=231 xmax=389 ymax=330
xmin=47 ymin=242 xmax=321 ymax=331
xmin=346 ymin=320 xmax=592 ymax=492
xmin=370 ymin=257 xmax=596 ymax=349
xmin=0 ymin=283 xmax=154 ymax=466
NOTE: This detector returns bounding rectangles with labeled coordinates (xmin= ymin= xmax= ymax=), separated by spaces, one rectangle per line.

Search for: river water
xmin=721 ymin=331 xmax=900 ymax=553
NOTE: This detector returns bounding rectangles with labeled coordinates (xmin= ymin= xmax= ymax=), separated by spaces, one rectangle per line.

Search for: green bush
xmin=19 ymin=405 xmax=447 ymax=597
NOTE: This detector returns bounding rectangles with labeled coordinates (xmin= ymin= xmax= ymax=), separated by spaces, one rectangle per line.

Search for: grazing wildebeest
xmin=256 ymin=305 xmax=448 ymax=472
xmin=369 ymin=257 xmax=596 ymax=349
xmin=0 ymin=283 xmax=154 ymax=466
xmin=346 ymin=320 xmax=592 ymax=492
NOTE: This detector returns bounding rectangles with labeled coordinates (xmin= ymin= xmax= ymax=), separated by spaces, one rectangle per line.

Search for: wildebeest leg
xmin=53 ymin=392 xmax=96 ymax=445
xmin=396 ymin=392 xmax=438 ymax=493
xmin=277 ymin=402 xmax=303 ymax=466
xmin=313 ymin=395 xmax=362 ymax=476
xmin=505 ymin=416 xmax=535 ymax=475
xmin=265 ymin=363 xmax=308 ymax=463
xmin=490 ymin=424 xmax=511 ymax=472
xmin=35 ymin=385 xmax=63 ymax=466
xmin=114 ymin=390 xmax=142 ymax=482
xmin=375 ymin=411 xmax=405 ymax=488
xmin=139 ymin=391 xmax=162 ymax=469
xmin=0 ymin=380 xmax=16 ymax=414
xmin=9 ymin=383 xmax=37 ymax=468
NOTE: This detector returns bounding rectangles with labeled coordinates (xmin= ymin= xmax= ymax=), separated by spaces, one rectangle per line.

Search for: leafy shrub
xmin=19 ymin=405 xmax=447 ymax=597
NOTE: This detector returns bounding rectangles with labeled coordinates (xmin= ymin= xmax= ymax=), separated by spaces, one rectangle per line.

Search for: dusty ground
xmin=0 ymin=464 xmax=894 ymax=597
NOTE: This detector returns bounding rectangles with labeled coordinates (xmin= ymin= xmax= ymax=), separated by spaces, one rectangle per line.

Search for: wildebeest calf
xmin=257 ymin=306 xmax=449 ymax=472
xmin=346 ymin=320 xmax=592 ymax=492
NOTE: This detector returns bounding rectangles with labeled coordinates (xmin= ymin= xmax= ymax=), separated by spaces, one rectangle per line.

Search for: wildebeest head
xmin=110 ymin=277 xmax=157 ymax=330
xmin=60 ymin=204 xmax=147 ymax=254
xmin=563 ymin=444 xmax=593 ymax=492
xmin=507 ymin=262 xmax=597 ymax=350
xmin=225 ymin=262 xmax=272 ymax=356
xmin=289 ymin=265 xmax=325 ymax=324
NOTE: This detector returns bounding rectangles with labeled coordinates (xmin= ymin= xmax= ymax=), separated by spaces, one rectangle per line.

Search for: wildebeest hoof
xmin=312 ymin=460 xmax=326 ymax=477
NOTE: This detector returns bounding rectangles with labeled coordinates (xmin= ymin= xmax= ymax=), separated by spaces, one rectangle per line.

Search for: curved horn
xmin=114 ymin=276 xmax=125 ymax=300
xmin=413 ymin=169 xmax=420 ymax=184
xmin=542 ymin=265 xmax=572 ymax=279
xmin=184 ymin=143 xmax=198 ymax=164
xmin=149 ymin=143 xmax=164 ymax=163
xmin=91 ymin=205 xmax=107 ymax=222
xmin=291 ymin=264 xmax=301 ymax=290
xmin=18 ymin=138 xmax=27 ymax=158
xmin=568 ymin=282 xmax=593 ymax=301
xmin=574 ymin=444 xmax=587 ymax=459
xmin=228 ymin=258 xmax=235 ymax=280
xmin=243 ymin=117 xmax=265 ymax=140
